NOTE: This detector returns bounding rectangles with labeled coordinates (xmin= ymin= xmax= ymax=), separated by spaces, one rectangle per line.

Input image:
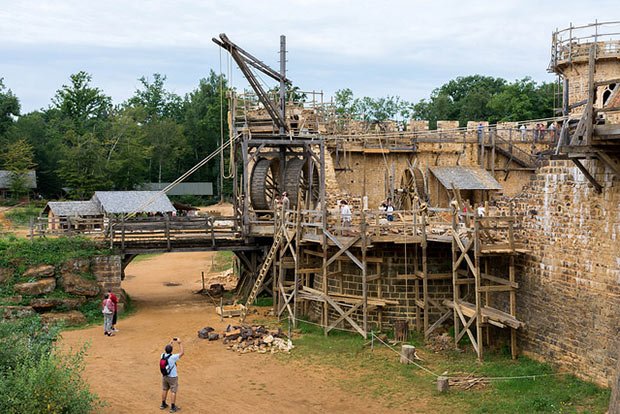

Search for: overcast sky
xmin=0 ymin=1 xmax=617 ymax=113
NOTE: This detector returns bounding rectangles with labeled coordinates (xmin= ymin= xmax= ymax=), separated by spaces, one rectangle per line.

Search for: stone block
xmin=14 ymin=278 xmax=56 ymax=296
xmin=0 ymin=267 xmax=13 ymax=284
xmin=23 ymin=264 xmax=55 ymax=279
xmin=40 ymin=311 xmax=86 ymax=327
xmin=61 ymin=274 xmax=100 ymax=297
xmin=1 ymin=305 xmax=35 ymax=320
xmin=61 ymin=258 xmax=90 ymax=274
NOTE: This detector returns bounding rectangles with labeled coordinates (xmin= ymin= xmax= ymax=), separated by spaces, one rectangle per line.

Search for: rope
xmin=274 ymin=314 xmax=564 ymax=382
xmin=119 ymin=133 xmax=240 ymax=220
xmin=220 ymin=49 xmax=234 ymax=180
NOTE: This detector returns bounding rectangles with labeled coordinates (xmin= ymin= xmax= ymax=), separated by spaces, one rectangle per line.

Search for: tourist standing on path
xmin=101 ymin=293 xmax=114 ymax=336
xmin=160 ymin=338 xmax=184 ymax=413
xmin=108 ymin=289 xmax=119 ymax=332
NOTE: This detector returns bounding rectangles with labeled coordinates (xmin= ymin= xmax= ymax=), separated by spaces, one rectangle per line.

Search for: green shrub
xmin=3 ymin=205 xmax=42 ymax=227
xmin=0 ymin=317 xmax=102 ymax=413
xmin=0 ymin=237 xmax=109 ymax=270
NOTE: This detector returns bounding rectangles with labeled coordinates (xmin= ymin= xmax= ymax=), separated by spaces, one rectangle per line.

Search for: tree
xmin=484 ymin=77 xmax=556 ymax=122
xmin=334 ymin=88 xmax=358 ymax=117
xmin=48 ymin=72 xmax=114 ymax=198
xmin=9 ymin=111 xmax=64 ymax=197
xmin=0 ymin=78 xmax=20 ymax=139
xmin=57 ymin=131 xmax=110 ymax=199
xmin=102 ymin=107 xmax=152 ymax=190
xmin=51 ymin=71 xmax=112 ymax=134
xmin=411 ymin=75 xmax=506 ymax=127
xmin=2 ymin=139 xmax=36 ymax=198
xmin=126 ymin=74 xmax=184 ymax=122
xmin=183 ymin=71 xmax=229 ymax=193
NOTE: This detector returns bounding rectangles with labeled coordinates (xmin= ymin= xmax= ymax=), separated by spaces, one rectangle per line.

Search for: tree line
xmin=0 ymin=73 xmax=555 ymax=200
xmin=0 ymin=72 xmax=228 ymax=199
xmin=334 ymin=75 xmax=556 ymax=128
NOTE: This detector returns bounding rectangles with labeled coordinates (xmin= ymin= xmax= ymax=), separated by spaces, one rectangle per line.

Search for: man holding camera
xmin=160 ymin=337 xmax=184 ymax=412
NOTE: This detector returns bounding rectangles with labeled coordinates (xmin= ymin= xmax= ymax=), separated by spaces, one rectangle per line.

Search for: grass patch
xmin=211 ymin=250 xmax=234 ymax=273
xmin=130 ymin=253 xmax=161 ymax=264
xmin=0 ymin=237 xmax=109 ymax=272
xmin=254 ymin=296 xmax=273 ymax=307
xmin=275 ymin=319 xmax=609 ymax=413
xmin=4 ymin=204 xmax=42 ymax=227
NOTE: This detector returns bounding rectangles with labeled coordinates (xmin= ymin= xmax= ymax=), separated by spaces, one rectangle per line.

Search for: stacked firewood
xmin=197 ymin=325 xmax=294 ymax=354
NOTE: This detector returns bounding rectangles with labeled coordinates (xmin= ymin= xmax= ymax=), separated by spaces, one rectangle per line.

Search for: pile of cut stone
xmin=197 ymin=325 xmax=294 ymax=354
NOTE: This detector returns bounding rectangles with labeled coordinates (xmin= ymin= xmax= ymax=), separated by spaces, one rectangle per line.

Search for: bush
xmin=3 ymin=205 xmax=42 ymax=227
xmin=0 ymin=317 xmax=102 ymax=413
xmin=0 ymin=237 xmax=109 ymax=270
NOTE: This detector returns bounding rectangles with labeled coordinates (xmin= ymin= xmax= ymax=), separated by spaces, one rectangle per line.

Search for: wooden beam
xmin=572 ymin=158 xmax=603 ymax=193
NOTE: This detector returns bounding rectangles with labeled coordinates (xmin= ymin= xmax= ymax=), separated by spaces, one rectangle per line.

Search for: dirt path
xmin=61 ymin=252 xmax=392 ymax=413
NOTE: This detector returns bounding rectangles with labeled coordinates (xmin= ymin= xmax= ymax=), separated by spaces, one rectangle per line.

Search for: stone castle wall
xmin=327 ymin=122 xmax=549 ymax=208
xmin=507 ymin=160 xmax=620 ymax=386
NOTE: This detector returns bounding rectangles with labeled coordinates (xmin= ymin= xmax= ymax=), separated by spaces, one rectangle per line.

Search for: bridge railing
xmin=105 ymin=215 xmax=242 ymax=249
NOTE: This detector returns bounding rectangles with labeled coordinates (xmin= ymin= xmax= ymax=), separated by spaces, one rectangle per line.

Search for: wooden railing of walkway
xmin=30 ymin=215 xmax=248 ymax=253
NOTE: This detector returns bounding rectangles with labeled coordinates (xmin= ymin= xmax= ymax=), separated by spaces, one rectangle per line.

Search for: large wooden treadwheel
xmin=396 ymin=166 xmax=427 ymax=210
xmin=284 ymin=158 xmax=320 ymax=208
xmin=250 ymin=158 xmax=279 ymax=210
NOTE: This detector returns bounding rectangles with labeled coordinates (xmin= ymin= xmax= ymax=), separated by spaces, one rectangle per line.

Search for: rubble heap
xmin=197 ymin=324 xmax=294 ymax=354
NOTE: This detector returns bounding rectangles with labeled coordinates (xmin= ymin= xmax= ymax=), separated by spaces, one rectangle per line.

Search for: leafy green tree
xmin=102 ymin=107 xmax=152 ymax=190
xmin=126 ymin=73 xmax=184 ymax=122
xmin=183 ymin=71 xmax=229 ymax=193
xmin=419 ymin=75 xmax=506 ymax=127
xmin=125 ymin=74 xmax=187 ymax=183
xmin=0 ymin=78 xmax=19 ymax=139
xmin=334 ymin=88 xmax=357 ymax=117
xmin=2 ymin=139 xmax=36 ymax=198
xmin=48 ymin=72 xmax=115 ymax=198
xmin=8 ymin=111 xmax=64 ymax=197
xmin=51 ymin=71 xmax=112 ymax=134
xmin=57 ymin=130 xmax=110 ymax=199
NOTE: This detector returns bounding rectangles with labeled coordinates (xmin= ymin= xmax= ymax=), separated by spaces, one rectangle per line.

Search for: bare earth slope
xmin=60 ymin=252 xmax=393 ymax=413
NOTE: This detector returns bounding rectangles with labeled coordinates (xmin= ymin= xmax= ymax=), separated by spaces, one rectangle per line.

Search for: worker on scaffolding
xmin=340 ymin=200 xmax=352 ymax=236
xmin=281 ymin=192 xmax=290 ymax=223
xmin=385 ymin=198 xmax=395 ymax=222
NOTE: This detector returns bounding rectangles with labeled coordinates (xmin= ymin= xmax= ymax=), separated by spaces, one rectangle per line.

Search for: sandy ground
xmin=60 ymin=251 xmax=392 ymax=414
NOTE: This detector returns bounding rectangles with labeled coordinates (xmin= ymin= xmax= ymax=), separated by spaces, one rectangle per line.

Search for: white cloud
xmin=0 ymin=0 xmax=617 ymax=111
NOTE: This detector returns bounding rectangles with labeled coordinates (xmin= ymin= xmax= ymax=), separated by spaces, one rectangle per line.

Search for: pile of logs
xmin=197 ymin=324 xmax=294 ymax=354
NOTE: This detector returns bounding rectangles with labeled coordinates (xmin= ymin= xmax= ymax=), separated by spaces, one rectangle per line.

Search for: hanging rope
xmin=118 ymin=133 xmax=240 ymax=220
xmin=220 ymin=47 xmax=234 ymax=180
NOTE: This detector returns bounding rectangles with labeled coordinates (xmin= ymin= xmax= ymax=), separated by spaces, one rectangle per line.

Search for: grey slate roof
xmin=44 ymin=201 xmax=102 ymax=217
xmin=429 ymin=166 xmax=503 ymax=191
xmin=92 ymin=191 xmax=175 ymax=214
xmin=0 ymin=170 xmax=37 ymax=189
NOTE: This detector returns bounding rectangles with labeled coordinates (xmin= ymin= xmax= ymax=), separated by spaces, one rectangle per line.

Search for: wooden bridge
xmin=31 ymin=215 xmax=260 ymax=254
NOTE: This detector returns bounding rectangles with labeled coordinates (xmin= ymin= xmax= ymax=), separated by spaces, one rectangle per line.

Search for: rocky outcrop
xmin=14 ymin=278 xmax=56 ymax=296
xmin=0 ymin=267 xmax=13 ymax=283
xmin=61 ymin=274 xmax=100 ymax=297
xmin=1 ymin=306 xmax=35 ymax=320
xmin=40 ymin=311 xmax=86 ymax=326
xmin=30 ymin=297 xmax=86 ymax=311
xmin=61 ymin=259 xmax=90 ymax=274
xmin=23 ymin=264 xmax=55 ymax=279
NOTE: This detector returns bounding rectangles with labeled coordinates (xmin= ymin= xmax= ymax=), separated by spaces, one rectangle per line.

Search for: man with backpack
xmin=160 ymin=337 xmax=184 ymax=412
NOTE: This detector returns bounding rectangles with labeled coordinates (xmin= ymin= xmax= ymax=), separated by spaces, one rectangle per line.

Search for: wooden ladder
xmin=240 ymin=226 xmax=284 ymax=322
